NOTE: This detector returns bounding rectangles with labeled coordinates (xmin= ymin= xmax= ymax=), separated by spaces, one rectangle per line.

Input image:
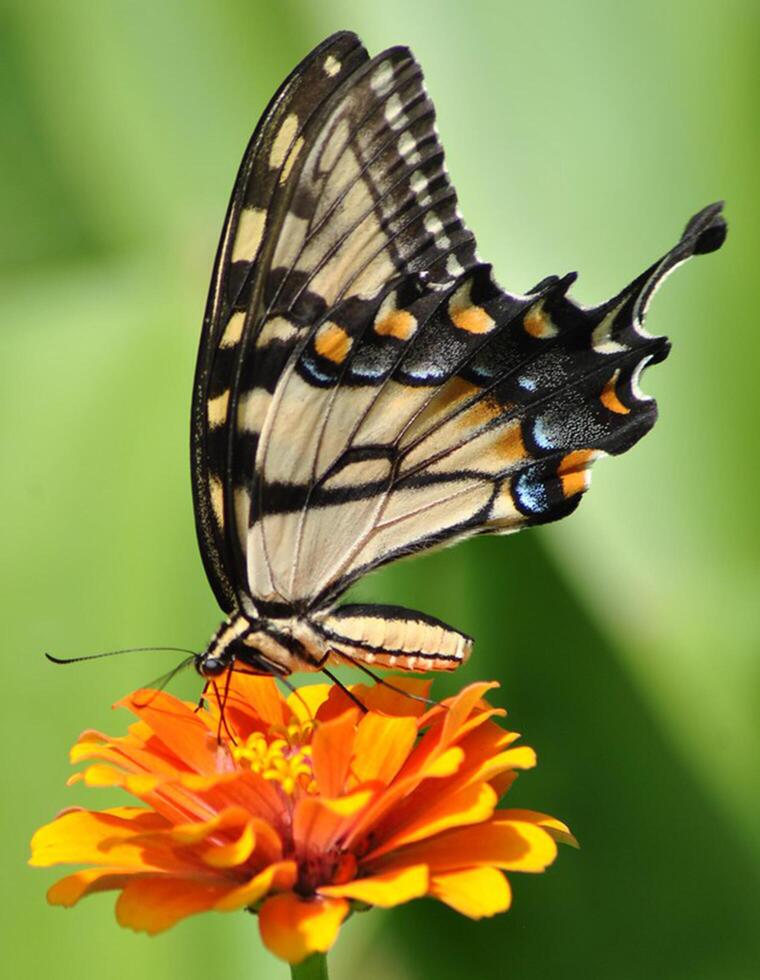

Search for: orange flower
xmin=30 ymin=675 xmax=576 ymax=964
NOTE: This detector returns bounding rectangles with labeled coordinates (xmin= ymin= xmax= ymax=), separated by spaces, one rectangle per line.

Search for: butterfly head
xmin=196 ymin=615 xmax=294 ymax=679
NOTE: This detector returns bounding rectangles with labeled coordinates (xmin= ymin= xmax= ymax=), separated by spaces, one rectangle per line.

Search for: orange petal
xmin=47 ymin=869 xmax=144 ymax=906
xmin=343 ymin=746 xmax=465 ymax=850
xmin=318 ymin=864 xmax=428 ymax=907
xmin=490 ymin=770 xmax=518 ymax=798
xmin=438 ymin=682 xmax=500 ymax=748
xmin=293 ymin=788 xmax=375 ymax=852
xmin=117 ymin=805 xmax=264 ymax=870
xmin=499 ymin=809 xmax=579 ymax=848
xmin=369 ymin=815 xmax=558 ymax=874
xmin=258 ymin=893 xmax=349 ymax=964
xmin=116 ymin=876 xmax=232 ymax=934
xmin=120 ymin=691 xmax=220 ymax=774
xmin=358 ymin=677 xmax=432 ymax=717
xmin=351 ymin=714 xmax=417 ymax=786
xmin=367 ymin=782 xmax=497 ymax=859
xmin=430 ymin=867 xmax=511 ymax=918
xmin=70 ymin=735 xmax=185 ymax=777
xmin=214 ymin=860 xmax=297 ymax=911
xmin=311 ymin=709 xmax=358 ymax=796
xmin=222 ymin=674 xmax=288 ymax=733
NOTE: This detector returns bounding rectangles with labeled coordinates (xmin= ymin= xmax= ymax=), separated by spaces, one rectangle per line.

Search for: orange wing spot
xmin=558 ymin=450 xmax=595 ymax=498
xmin=374 ymin=310 xmax=417 ymax=340
xmin=523 ymin=303 xmax=557 ymax=339
xmin=451 ymin=305 xmax=495 ymax=334
xmin=315 ymin=322 xmax=352 ymax=364
xmin=448 ymin=280 xmax=495 ymax=334
xmin=600 ymin=371 xmax=631 ymax=415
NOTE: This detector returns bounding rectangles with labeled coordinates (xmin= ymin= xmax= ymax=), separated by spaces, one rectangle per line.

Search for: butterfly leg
xmin=194 ymin=680 xmax=210 ymax=714
xmin=333 ymin=651 xmax=438 ymax=707
xmin=320 ymin=665 xmax=368 ymax=713
xmin=212 ymin=675 xmax=237 ymax=745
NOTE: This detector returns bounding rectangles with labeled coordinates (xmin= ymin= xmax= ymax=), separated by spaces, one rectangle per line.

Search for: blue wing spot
xmin=514 ymin=472 xmax=549 ymax=514
xmin=533 ymin=417 xmax=555 ymax=450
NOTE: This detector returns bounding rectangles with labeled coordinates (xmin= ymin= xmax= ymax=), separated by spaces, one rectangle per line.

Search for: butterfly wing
xmin=194 ymin=33 xmax=726 ymax=618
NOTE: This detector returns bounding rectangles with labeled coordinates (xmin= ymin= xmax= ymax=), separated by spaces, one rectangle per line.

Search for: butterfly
xmin=191 ymin=30 xmax=726 ymax=684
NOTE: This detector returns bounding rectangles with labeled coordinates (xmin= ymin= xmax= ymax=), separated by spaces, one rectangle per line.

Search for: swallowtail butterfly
xmin=192 ymin=31 xmax=726 ymax=682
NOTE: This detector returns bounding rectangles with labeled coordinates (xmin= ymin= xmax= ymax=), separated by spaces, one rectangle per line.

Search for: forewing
xmin=195 ymin=35 xmax=480 ymax=613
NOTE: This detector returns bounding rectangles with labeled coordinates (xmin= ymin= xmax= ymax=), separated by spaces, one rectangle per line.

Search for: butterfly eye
xmin=199 ymin=656 xmax=227 ymax=678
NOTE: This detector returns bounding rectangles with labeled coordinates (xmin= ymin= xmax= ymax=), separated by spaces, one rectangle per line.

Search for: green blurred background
xmin=3 ymin=1 xmax=757 ymax=977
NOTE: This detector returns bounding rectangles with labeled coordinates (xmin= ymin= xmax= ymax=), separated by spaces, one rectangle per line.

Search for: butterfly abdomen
xmin=316 ymin=603 xmax=472 ymax=673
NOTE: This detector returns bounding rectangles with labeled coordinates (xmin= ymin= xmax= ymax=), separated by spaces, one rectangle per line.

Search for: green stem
xmin=290 ymin=952 xmax=329 ymax=980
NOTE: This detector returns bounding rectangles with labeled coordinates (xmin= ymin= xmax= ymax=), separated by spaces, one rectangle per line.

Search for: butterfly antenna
xmin=321 ymin=666 xmax=368 ymax=714
xmin=132 ymin=655 xmax=196 ymax=708
xmin=46 ymin=646 xmax=197 ymax=665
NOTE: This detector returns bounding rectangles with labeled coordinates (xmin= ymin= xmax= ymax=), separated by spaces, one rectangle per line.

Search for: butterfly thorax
xmin=196 ymin=614 xmax=330 ymax=679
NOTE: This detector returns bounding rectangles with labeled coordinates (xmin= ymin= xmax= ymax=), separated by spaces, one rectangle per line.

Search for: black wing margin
xmin=191 ymin=32 xmax=368 ymax=611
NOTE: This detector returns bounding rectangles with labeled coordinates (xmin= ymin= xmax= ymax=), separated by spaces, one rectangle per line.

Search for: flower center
xmin=232 ymin=721 xmax=315 ymax=795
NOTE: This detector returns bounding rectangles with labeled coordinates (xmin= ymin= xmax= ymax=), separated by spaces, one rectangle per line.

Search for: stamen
xmin=232 ymin=721 xmax=316 ymax=795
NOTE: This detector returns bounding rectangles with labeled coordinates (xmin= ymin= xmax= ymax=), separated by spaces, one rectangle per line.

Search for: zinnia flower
xmin=30 ymin=674 xmax=575 ymax=964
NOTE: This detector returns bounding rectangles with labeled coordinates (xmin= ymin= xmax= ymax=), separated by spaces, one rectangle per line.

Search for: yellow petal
xmin=430 ymin=867 xmax=511 ymax=918
xmin=462 ymin=746 xmax=537 ymax=787
xmin=200 ymin=820 xmax=256 ymax=868
xmin=287 ymin=684 xmax=332 ymax=722
xmin=499 ymin=809 xmax=579 ymax=848
xmin=420 ymin=746 xmax=464 ymax=778
xmin=369 ymin=815 xmax=558 ymax=874
xmin=29 ymin=808 xmax=173 ymax=869
xmin=318 ymin=865 xmax=428 ymax=907
xmin=258 ymin=894 xmax=349 ymax=964
xmin=213 ymin=860 xmax=297 ymax=911
xmin=167 ymin=807 xmax=249 ymax=846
